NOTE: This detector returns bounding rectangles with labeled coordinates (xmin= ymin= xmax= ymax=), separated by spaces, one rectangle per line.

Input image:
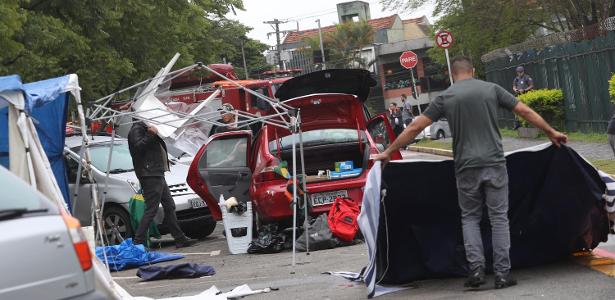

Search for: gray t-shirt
xmin=402 ymin=100 xmax=414 ymax=121
xmin=423 ymin=79 xmax=519 ymax=173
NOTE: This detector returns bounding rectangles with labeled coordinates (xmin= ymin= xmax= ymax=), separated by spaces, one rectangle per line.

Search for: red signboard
xmin=435 ymin=30 xmax=454 ymax=49
xmin=399 ymin=51 xmax=418 ymax=69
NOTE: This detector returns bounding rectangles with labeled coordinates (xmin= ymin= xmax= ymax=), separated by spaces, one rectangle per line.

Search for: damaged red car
xmin=187 ymin=69 xmax=402 ymax=224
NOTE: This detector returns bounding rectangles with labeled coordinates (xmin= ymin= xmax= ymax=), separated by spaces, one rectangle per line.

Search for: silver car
xmin=64 ymin=135 xmax=216 ymax=245
xmin=426 ymin=118 xmax=451 ymax=140
xmin=0 ymin=166 xmax=106 ymax=299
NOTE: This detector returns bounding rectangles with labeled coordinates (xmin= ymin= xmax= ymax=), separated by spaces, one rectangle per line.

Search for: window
xmin=206 ymin=137 xmax=248 ymax=168
xmin=367 ymin=118 xmax=391 ymax=152
xmin=0 ymin=169 xmax=55 ymax=215
xmin=269 ymin=129 xmax=359 ymax=152
xmin=73 ymin=142 xmax=134 ymax=173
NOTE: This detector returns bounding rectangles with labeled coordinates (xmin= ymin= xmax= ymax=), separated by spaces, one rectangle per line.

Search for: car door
xmin=189 ymin=131 xmax=252 ymax=220
xmin=367 ymin=113 xmax=402 ymax=160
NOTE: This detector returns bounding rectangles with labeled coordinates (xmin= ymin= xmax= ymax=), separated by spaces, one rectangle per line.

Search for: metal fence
xmin=484 ymin=21 xmax=615 ymax=132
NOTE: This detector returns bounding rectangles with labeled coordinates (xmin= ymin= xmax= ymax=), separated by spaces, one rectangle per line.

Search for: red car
xmin=187 ymin=69 xmax=402 ymax=224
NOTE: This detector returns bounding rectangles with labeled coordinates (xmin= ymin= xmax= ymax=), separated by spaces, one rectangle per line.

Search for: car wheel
xmin=184 ymin=219 xmax=217 ymax=239
xmin=102 ymin=206 xmax=133 ymax=245
xmin=436 ymin=130 xmax=445 ymax=140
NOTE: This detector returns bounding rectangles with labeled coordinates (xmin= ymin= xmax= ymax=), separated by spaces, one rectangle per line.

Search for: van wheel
xmin=102 ymin=206 xmax=133 ymax=245
xmin=436 ymin=130 xmax=445 ymax=140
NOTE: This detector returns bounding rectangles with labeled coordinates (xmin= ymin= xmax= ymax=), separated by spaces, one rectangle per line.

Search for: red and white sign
xmin=435 ymin=31 xmax=454 ymax=49
xmin=399 ymin=51 xmax=418 ymax=69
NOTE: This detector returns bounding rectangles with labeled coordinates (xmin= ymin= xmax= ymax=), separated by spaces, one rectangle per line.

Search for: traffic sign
xmin=435 ymin=31 xmax=454 ymax=49
xmin=399 ymin=51 xmax=418 ymax=69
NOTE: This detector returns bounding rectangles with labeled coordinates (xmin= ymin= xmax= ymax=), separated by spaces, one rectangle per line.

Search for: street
xmin=113 ymin=151 xmax=615 ymax=300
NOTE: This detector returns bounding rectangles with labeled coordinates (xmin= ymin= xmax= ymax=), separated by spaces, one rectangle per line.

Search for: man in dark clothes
xmin=608 ymin=113 xmax=615 ymax=158
xmin=128 ymin=121 xmax=197 ymax=249
xmin=374 ymin=56 xmax=567 ymax=289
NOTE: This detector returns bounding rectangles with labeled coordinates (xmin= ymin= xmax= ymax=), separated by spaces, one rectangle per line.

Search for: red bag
xmin=327 ymin=197 xmax=360 ymax=242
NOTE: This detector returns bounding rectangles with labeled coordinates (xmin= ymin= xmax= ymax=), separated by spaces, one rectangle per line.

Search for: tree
xmin=0 ymin=0 xmax=269 ymax=101
xmin=302 ymin=20 xmax=375 ymax=69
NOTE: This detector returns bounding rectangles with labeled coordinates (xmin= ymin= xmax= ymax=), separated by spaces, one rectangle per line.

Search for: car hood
xmin=274 ymin=69 xmax=377 ymax=102
xmin=110 ymin=162 xmax=191 ymax=187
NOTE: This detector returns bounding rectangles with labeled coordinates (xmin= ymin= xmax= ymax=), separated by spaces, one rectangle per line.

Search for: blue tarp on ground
xmin=95 ymin=239 xmax=185 ymax=272
xmin=0 ymin=74 xmax=72 ymax=209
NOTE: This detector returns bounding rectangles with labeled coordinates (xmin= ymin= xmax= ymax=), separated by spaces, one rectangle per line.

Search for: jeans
xmin=134 ymin=176 xmax=187 ymax=244
xmin=456 ymin=164 xmax=511 ymax=276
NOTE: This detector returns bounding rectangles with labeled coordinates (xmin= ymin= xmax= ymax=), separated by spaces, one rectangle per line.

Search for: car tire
xmin=436 ymin=130 xmax=445 ymax=140
xmin=184 ymin=219 xmax=217 ymax=239
xmin=102 ymin=206 xmax=134 ymax=245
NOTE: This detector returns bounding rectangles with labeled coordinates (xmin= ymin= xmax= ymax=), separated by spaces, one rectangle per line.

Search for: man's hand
xmin=547 ymin=130 xmax=568 ymax=147
xmin=371 ymin=151 xmax=392 ymax=167
xmin=147 ymin=125 xmax=158 ymax=135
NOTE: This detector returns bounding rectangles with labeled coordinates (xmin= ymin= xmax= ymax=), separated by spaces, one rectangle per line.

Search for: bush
xmin=609 ymin=74 xmax=615 ymax=104
xmin=517 ymin=89 xmax=564 ymax=128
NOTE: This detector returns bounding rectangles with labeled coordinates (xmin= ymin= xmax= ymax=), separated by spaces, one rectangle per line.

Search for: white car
xmin=64 ymin=135 xmax=216 ymax=245
xmin=0 ymin=166 xmax=106 ymax=299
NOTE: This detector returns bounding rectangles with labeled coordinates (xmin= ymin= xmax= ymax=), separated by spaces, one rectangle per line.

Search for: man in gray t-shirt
xmin=401 ymin=94 xmax=414 ymax=126
xmin=374 ymin=56 xmax=567 ymax=290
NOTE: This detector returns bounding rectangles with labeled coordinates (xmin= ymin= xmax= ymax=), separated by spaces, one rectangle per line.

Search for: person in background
xmin=374 ymin=56 xmax=567 ymax=290
xmin=512 ymin=66 xmax=534 ymax=129
xmin=401 ymin=94 xmax=415 ymax=128
xmin=608 ymin=112 xmax=615 ymax=158
xmin=387 ymin=102 xmax=403 ymax=137
xmin=128 ymin=121 xmax=198 ymax=249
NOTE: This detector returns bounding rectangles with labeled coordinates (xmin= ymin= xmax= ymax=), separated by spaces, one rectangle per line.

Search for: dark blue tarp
xmin=360 ymin=144 xmax=610 ymax=297
xmin=0 ymin=74 xmax=72 ymax=208
xmin=95 ymin=239 xmax=185 ymax=272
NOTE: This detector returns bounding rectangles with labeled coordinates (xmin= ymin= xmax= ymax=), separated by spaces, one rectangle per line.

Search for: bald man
xmin=374 ymin=56 xmax=567 ymax=289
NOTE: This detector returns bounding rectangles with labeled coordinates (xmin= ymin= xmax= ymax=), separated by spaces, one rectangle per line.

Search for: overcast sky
xmin=227 ymin=0 xmax=436 ymax=47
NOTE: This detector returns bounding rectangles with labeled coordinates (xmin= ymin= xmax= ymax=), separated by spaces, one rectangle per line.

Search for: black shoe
xmin=494 ymin=273 xmax=517 ymax=289
xmin=175 ymin=238 xmax=198 ymax=249
xmin=464 ymin=267 xmax=486 ymax=288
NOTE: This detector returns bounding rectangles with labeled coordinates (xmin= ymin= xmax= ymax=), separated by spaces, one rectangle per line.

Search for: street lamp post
xmin=316 ymin=19 xmax=326 ymax=70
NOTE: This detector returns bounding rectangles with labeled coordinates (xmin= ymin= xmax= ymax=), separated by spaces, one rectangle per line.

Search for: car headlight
xmin=127 ymin=180 xmax=141 ymax=194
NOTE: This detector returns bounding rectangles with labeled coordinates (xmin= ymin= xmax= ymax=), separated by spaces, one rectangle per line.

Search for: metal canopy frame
xmin=81 ymin=54 xmax=311 ymax=269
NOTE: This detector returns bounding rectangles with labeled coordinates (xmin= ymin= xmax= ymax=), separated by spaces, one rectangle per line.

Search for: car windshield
xmin=269 ymin=128 xmax=359 ymax=152
xmin=73 ymin=142 xmax=135 ymax=173
xmin=0 ymin=168 xmax=56 ymax=219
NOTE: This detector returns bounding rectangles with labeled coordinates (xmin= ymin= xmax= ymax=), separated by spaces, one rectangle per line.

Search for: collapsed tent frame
xmin=83 ymin=54 xmax=312 ymax=268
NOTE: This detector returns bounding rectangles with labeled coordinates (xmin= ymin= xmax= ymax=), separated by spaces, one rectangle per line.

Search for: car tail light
xmin=367 ymin=147 xmax=379 ymax=169
xmin=254 ymin=167 xmax=283 ymax=183
xmin=254 ymin=165 xmax=284 ymax=183
xmin=61 ymin=212 xmax=92 ymax=271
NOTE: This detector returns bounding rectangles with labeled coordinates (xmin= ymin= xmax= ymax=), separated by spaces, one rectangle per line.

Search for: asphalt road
xmin=113 ymin=151 xmax=615 ymax=299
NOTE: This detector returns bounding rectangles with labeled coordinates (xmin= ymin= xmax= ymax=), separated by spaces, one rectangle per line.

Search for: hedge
xmin=517 ymin=89 xmax=564 ymax=129
xmin=609 ymin=74 xmax=615 ymax=104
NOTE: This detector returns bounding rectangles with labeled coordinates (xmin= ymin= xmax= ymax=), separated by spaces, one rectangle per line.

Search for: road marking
xmin=182 ymin=250 xmax=221 ymax=256
xmin=572 ymin=249 xmax=615 ymax=277
xmin=113 ymin=276 xmax=140 ymax=280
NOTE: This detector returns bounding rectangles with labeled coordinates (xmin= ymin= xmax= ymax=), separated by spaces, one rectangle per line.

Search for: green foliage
xmin=517 ymin=89 xmax=565 ymax=128
xmin=303 ymin=20 xmax=374 ymax=69
xmin=609 ymin=74 xmax=615 ymax=104
xmin=0 ymin=0 xmax=270 ymax=101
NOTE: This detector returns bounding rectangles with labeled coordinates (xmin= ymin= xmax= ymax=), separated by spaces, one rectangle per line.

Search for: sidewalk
xmin=411 ymin=136 xmax=614 ymax=161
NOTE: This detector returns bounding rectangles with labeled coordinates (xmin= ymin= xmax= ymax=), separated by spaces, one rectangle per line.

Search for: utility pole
xmin=240 ymin=39 xmax=249 ymax=79
xmin=264 ymin=19 xmax=289 ymax=70
xmin=316 ymin=19 xmax=326 ymax=70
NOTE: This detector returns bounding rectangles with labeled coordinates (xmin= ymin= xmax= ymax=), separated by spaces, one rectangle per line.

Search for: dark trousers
xmin=134 ymin=176 xmax=186 ymax=243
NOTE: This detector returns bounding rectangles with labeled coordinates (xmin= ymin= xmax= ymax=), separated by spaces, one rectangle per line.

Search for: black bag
xmin=296 ymin=214 xmax=336 ymax=252
xmin=247 ymin=223 xmax=286 ymax=254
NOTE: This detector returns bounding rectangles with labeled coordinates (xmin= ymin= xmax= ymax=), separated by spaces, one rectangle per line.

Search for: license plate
xmin=311 ymin=190 xmax=348 ymax=207
xmin=189 ymin=198 xmax=206 ymax=209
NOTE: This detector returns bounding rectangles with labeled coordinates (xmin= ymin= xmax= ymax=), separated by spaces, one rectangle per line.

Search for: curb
xmin=408 ymin=145 xmax=454 ymax=157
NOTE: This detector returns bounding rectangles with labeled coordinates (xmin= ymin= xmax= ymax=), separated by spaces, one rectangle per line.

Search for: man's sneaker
xmin=464 ymin=267 xmax=486 ymax=288
xmin=175 ymin=238 xmax=198 ymax=249
xmin=494 ymin=273 xmax=517 ymax=289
